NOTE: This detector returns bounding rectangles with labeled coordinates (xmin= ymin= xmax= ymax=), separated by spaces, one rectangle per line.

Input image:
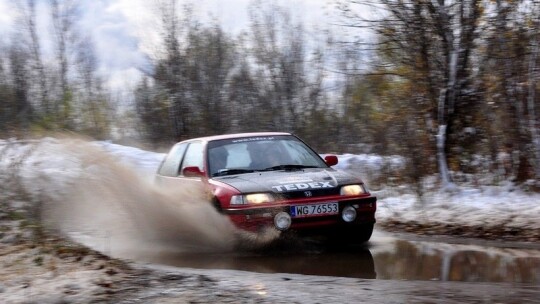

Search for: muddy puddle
xmin=79 ymin=229 xmax=540 ymax=285
xmin=368 ymin=231 xmax=540 ymax=284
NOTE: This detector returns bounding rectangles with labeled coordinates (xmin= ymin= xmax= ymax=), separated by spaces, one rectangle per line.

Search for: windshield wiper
xmin=213 ymin=168 xmax=255 ymax=177
xmin=261 ymin=164 xmax=319 ymax=171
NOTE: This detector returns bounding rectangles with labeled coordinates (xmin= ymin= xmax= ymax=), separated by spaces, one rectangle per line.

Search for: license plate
xmin=290 ymin=202 xmax=339 ymax=218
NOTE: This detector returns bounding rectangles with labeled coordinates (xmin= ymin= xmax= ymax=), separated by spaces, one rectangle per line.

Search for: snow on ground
xmin=377 ymin=184 xmax=540 ymax=230
xmin=93 ymin=141 xmax=166 ymax=178
xmin=1 ymin=138 xmax=539 ymax=233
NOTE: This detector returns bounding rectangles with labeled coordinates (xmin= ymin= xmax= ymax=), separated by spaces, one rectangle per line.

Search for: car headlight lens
xmin=245 ymin=193 xmax=274 ymax=204
xmin=230 ymin=193 xmax=275 ymax=205
xmin=340 ymin=185 xmax=365 ymax=196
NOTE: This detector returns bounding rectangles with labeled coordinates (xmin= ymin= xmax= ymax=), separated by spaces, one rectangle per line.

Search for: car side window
xmin=158 ymin=143 xmax=188 ymax=177
xmin=180 ymin=141 xmax=204 ymax=175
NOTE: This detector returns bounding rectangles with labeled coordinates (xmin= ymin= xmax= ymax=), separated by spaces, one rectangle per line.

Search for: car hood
xmin=213 ymin=168 xmax=362 ymax=194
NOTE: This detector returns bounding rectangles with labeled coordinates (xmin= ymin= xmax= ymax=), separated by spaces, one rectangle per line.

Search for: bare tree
xmin=249 ymin=1 xmax=297 ymax=130
xmin=75 ymin=35 xmax=111 ymax=138
xmin=338 ymin=0 xmax=482 ymax=188
xmin=0 ymin=47 xmax=16 ymax=133
xmin=155 ymin=0 xmax=187 ymax=140
xmin=8 ymin=42 xmax=32 ymax=130
xmin=476 ymin=0 xmax=540 ymax=181
xmin=0 ymin=0 xmax=112 ymax=138
xmin=248 ymin=0 xmax=325 ymax=135
xmin=183 ymin=23 xmax=236 ymax=136
xmin=18 ymin=0 xmax=50 ymax=116
xmin=50 ymin=0 xmax=78 ymax=129
xmin=526 ymin=2 xmax=540 ymax=178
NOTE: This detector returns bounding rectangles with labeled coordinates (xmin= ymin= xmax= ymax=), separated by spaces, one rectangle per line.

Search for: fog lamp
xmin=342 ymin=206 xmax=357 ymax=222
xmin=274 ymin=212 xmax=292 ymax=231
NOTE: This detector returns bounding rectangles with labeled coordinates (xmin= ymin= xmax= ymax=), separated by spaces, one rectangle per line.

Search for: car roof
xmin=178 ymin=132 xmax=292 ymax=144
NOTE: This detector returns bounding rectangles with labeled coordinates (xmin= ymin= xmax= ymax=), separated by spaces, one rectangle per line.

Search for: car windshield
xmin=207 ymin=135 xmax=327 ymax=177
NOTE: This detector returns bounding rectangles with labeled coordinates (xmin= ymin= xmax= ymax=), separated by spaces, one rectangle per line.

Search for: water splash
xmin=18 ymin=138 xmax=279 ymax=257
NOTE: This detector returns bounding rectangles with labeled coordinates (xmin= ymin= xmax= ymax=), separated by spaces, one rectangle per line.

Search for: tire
xmin=325 ymin=224 xmax=374 ymax=247
xmin=211 ymin=198 xmax=224 ymax=213
xmin=330 ymin=223 xmax=374 ymax=245
xmin=354 ymin=223 xmax=374 ymax=244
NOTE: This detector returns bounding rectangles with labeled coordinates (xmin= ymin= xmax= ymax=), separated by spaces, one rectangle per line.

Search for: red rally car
xmin=155 ymin=132 xmax=377 ymax=243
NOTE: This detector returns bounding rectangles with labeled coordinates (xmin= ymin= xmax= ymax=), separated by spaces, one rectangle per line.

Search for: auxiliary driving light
xmin=274 ymin=212 xmax=292 ymax=231
xmin=342 ymin=206 xmax=357 ymax=222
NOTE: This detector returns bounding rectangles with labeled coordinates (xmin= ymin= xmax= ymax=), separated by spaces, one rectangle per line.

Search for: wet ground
xmin=126 ymin=264 xmax=540 ymax=304
xmin=99 ymin=229 xmax=540 ymax=285
xmin=107 ymin=229 xmax=540 ymax=303
xmin=5 ymin=223 xmax=539 ymax=303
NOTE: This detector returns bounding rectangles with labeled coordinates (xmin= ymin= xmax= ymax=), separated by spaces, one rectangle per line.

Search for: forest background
xmin=1 ymin=0 xmax=539 ymax=191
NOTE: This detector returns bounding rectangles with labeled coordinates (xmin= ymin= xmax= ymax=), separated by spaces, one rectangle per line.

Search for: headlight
xmin=230 ymin=193 xmax=275 ymax=205
xmin=340 ymin=185 xmax=365 ymax=196
xmin=245 ymin=193 xmax=274 ymax=204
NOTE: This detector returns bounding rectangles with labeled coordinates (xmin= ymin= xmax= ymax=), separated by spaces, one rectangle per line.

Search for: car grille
xmin=280 ymin=188 xmax=341 ymax=199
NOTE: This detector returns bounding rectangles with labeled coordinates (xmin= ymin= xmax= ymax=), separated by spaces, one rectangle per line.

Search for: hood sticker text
xmin=271 ymin=182 xmax=334 ymax=192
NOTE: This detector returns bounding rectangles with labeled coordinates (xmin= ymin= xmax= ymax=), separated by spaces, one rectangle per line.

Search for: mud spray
xmin=35 ymin=139 xmax=280 ymax=259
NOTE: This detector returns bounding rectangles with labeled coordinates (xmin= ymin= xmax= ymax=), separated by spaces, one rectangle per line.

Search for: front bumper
xmin=223 ymin=196 xmax=376 ymax=232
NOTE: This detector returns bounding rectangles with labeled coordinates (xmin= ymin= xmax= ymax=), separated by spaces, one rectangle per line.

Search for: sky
xmin=0 ymin=0 xmax=335 ymax=94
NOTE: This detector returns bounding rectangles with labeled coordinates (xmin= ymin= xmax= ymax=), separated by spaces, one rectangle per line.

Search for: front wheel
xmin=354 ymin=223 xmax=374 ymax=244
xmin=211 ymin=197 xmax=224 ymax=213
xmin=331 ymin=223 xmax=374 ymax=245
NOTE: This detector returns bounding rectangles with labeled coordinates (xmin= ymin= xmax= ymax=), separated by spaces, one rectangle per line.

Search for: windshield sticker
xmin=232 ymin=137 xmax=275 ymax=143
xmin=271 ymin=182 xmax=334 ymax=192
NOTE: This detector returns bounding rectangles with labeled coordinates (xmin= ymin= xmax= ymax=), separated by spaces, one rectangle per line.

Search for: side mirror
xmin=324 ymin=155 xmax=338 ymax=166
xmin=182 ymin=166 xmax=205 ymax=178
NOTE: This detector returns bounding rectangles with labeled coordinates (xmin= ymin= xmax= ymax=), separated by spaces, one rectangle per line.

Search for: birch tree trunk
xmin=528 ymin=24 xmax=540 ymax=178
xmin=23 ymin=0 xmax=49 ymax=116
xmin=50 ymin=0 xmax=78 ymax=129
xmin=432 ymin=0 xmax=459 ymax=188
